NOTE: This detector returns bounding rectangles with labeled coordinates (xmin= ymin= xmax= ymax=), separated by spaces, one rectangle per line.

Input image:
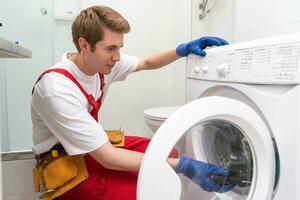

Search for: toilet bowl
xmin=144 ymin=106 xmax=179 ymax=134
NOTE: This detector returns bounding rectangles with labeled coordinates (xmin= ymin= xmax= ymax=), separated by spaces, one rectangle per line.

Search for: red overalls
xmin=33 ymin=68 xmax=178 ymax=200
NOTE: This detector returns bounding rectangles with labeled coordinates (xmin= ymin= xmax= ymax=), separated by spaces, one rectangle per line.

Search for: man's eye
xmin=106 ymin=48 xmax=115 ymax=52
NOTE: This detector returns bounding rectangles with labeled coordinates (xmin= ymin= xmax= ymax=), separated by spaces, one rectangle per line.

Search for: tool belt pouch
xmin=33 ymin=153 xmax=89 ymax=200
xmin=106 ymin=130 xmax=125 ymax=148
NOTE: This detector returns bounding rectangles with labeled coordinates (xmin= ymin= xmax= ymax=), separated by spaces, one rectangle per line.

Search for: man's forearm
xmin=90 ymin=141 xmax=179 ymax=171
xmin=90 ymin=142 xmax=144 ymax=171
xmin=136 ymin=49 xmax=181 ymax=71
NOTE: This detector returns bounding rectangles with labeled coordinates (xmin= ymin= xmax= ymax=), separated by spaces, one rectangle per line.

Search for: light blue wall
xmin=0 ymin=60 xmax=8 ymax=150
xmin=1 ymin=0 xmax=54 ymax=151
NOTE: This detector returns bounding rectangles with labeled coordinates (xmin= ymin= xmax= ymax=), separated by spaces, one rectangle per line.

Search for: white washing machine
xmin=137 ymin=33 xmax=300 ymax=200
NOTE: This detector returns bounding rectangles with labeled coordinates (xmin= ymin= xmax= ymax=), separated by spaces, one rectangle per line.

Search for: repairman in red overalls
xmin=31 ymin=5 xmax=234 ymax=200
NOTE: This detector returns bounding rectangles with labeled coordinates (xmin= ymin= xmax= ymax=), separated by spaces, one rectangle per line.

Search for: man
xmin=31 ymin=5 xmax=233 ymax=200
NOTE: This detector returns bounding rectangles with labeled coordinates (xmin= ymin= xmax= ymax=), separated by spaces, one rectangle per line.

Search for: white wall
xmin=192 ymin=0 xmax=300 ymax=43
xmin=53 ymin=0 xmax=81 ymax=61
xmin=235 ymin=0 xmax=300 ymax=42
xmin=173 ymin=0 xmax=192 ymax=105
xmin=191 ymin=0 xmax=235 ymax=42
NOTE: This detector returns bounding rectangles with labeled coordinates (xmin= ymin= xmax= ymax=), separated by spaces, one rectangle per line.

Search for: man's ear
xmin=78 ymin=37 xmax=90 ymax=52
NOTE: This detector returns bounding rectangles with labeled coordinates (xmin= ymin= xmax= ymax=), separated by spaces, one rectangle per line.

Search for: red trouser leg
xmin=59 ymin=136 xmax=178 ymax=200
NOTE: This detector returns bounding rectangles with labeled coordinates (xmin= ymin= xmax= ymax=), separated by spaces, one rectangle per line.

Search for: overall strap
xmin=32 ymin=68 xmax=105 ymax=121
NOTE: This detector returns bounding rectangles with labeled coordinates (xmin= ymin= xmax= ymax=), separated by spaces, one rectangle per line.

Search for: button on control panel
xmin=193 ymin=65 xmax=209 ymax=74
xmin=201 ymin=66 xmax=209 ymax=74
xmin=193 ymin=66 xmax=201 ymax=73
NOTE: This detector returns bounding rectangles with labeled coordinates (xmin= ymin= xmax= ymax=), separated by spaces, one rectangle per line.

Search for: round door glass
xmin=181 ymin=120 xmax=254 ymax=199
xmin=201 ymin=120 xmax=253 ymax=194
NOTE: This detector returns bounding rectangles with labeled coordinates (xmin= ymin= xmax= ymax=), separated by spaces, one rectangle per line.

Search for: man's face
xmin=85 ymin=27 xmax=124 ymax=75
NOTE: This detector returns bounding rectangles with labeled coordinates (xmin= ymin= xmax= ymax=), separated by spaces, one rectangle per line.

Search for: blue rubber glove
xmin=176 ymin=156 xmax=234 ymax=193
xmin=176 ymin=36 xmax=228 ymax=57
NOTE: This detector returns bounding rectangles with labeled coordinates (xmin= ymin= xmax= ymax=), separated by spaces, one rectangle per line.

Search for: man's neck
xmin=68 ymin=53 xmax=95 ymax=76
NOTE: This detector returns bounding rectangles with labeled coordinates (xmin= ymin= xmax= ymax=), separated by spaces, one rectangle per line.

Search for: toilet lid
xmin=144 ymin=106 xmax=180 ymax=121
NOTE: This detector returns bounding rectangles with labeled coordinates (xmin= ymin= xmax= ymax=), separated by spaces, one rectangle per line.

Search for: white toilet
xmin=144 ymin=106 xmax=179 ymax=134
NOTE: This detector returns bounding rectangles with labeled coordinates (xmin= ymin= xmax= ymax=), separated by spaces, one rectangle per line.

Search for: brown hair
xmin=72 ymin=6 xmax=130 ymax=52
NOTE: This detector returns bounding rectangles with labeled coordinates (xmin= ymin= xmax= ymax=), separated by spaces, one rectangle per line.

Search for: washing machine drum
xmin=201 ymin=120 xmax=253 ymax=193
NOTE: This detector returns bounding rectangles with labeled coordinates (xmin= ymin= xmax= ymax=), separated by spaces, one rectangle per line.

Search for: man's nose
xmin=113 ymin=50 xmax=120 ymax=61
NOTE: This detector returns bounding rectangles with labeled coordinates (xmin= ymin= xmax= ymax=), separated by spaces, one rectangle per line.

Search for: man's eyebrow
xmin=106 ymin=44 xmax=124 ymax=48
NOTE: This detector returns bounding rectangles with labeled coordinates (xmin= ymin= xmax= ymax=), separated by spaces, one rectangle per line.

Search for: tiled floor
xmin=2 ymin=157 xmax=36 ymax=199
xmin=3 ymin=193 xmax=38 ymax=200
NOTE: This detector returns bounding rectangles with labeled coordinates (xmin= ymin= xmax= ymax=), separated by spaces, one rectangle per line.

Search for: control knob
xmin=217 ymin=62 xmax=230 ymax=76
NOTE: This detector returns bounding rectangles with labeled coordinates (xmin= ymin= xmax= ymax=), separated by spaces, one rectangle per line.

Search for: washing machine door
xmin=137 ymin=96 xmax=276 ymax=200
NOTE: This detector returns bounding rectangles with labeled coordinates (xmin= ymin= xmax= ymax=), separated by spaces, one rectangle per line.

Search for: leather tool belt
xmin=33 ymin=144 xmax=89 ymax=200
xmin=105 ymin=129 xmax=125 ymax=147
xmin=32 ymin=130 xmax=125 ymax=199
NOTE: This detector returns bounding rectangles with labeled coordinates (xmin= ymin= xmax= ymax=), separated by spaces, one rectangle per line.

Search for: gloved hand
xmin=176 ymin=156 xmax=234 ymax=193
xmin=176 ymin=36 xmax=228 ymax=57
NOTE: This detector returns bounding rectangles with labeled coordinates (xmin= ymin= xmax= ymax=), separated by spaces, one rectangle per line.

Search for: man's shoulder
xmin=34 ymin=68 xmax=79 ymax=98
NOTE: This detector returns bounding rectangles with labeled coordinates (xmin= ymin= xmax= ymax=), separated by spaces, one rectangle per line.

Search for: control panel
xmin=187 ymin=36 xmax=300 ymax=84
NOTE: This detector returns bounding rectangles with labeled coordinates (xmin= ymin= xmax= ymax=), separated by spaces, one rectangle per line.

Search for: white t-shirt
xmin=31 ymin=52 xmax=138 ymax=155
